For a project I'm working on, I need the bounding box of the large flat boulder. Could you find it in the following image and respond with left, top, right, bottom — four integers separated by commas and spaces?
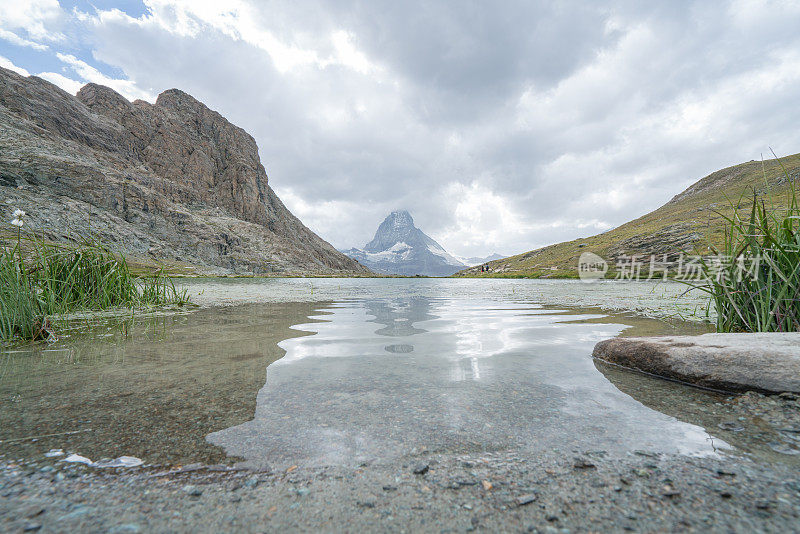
593, 333, 800, 393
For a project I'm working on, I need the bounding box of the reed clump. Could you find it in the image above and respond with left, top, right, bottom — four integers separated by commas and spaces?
1, 217, 188, 341
693, 159, 800, 332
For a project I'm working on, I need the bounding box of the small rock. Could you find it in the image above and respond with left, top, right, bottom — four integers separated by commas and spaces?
357, 500, 376, 508
382, 485, 397, 491
516, 494, 537, 506
573, 457, 595, 469
295, 488, 310, 497
717, 422, 745, 432
755, 500, 774, 511
25, 507, 45, 519
109, 524, 141, 533
481, 480, 493, 491
23, 522, 42, 532
182, 485, 202, 497
546, 515, 559, 522
412, 463, 429, 475
230, 495, 241, 503
244, 475, 259, 488
768, 442, 800, 455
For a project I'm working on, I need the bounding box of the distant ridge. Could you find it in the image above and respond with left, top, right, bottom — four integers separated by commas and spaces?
455, 153, 800, 278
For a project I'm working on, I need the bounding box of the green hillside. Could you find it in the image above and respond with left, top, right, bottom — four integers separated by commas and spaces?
455, 153, 800, 278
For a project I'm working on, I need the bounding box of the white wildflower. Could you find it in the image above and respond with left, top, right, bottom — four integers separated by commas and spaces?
12, 209, 25, 218
11, 218, 23, 227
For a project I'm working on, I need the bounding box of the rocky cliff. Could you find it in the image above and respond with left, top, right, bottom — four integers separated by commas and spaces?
0, 67, 368, 274
342, 210, 465, 276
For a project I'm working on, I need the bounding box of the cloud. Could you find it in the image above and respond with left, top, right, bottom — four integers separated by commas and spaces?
54, 53, 155, 101
35, 71, 83, 94
0, 29, 49, 51
0, 55, 30, 76
3, 0, 800, 258
0, 0, 65, 42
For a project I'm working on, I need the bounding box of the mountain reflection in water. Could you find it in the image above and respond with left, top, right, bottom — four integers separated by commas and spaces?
209, 297, 727, 470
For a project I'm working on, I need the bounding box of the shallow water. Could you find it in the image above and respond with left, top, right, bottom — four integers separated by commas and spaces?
179, 277, 711, 321
1, 278, 789, 470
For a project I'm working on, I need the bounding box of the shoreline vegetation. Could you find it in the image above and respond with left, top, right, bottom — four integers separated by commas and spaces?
690, 161, 799, 333
0, 213, 189, 341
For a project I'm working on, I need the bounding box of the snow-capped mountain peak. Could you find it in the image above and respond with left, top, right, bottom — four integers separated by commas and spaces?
343, 210, 467, 276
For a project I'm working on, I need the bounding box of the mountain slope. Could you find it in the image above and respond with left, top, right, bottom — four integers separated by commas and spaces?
455, 153, 800, 278
343, 210, 466, 276
0, 67, 368, 275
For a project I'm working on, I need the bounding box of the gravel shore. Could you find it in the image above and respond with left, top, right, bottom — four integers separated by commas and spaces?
2, 449, 799, 533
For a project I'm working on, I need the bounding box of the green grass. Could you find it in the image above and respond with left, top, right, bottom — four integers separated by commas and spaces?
689, 162, 800, 332
1, 234, 189, 341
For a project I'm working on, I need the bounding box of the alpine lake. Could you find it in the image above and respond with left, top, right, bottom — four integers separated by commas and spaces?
1, 278, 797, 471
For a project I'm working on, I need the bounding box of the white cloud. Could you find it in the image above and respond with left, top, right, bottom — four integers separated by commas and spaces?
55, 53, 155, 102
0, 29, 49, 50
0, 54, 30, 76
35, 71, 83, 95
0, 0, 64, 41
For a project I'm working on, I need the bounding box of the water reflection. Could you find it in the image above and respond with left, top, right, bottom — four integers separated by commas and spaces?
208, 297, 728, 470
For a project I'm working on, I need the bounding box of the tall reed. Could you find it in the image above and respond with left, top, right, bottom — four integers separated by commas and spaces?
692, 160, 800, 332
1, 233, 188, 341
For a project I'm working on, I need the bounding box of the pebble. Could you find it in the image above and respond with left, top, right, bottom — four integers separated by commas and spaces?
717, 422, 745, 432
412, 463, 429, 475
516, 494, 537, 506
244, 475, 259, 488
182, 485, 202, 497
573, 458, 595, 469
23, 522, 42, 532
109, 524, 141, 533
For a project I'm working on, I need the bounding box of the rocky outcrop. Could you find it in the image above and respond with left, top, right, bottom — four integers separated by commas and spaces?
342, 210, 465, 276
593, 333, 800, 393
0, 67, 368, 274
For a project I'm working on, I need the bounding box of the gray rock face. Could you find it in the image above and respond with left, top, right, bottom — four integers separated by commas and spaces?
593, 333, 800, 393
0, 67, 368, 275
342, 210, 465, 276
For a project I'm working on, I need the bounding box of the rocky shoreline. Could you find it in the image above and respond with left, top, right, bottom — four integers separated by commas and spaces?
2, 448, 800, 533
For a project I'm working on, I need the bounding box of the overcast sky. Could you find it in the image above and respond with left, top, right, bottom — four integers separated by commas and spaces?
2, 0, 800, 257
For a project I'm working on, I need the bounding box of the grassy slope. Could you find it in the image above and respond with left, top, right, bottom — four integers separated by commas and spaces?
455, 153, 800, 278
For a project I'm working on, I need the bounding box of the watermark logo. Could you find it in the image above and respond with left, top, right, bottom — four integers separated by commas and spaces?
577, 251, 762, 282
578, 252, 608, 282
